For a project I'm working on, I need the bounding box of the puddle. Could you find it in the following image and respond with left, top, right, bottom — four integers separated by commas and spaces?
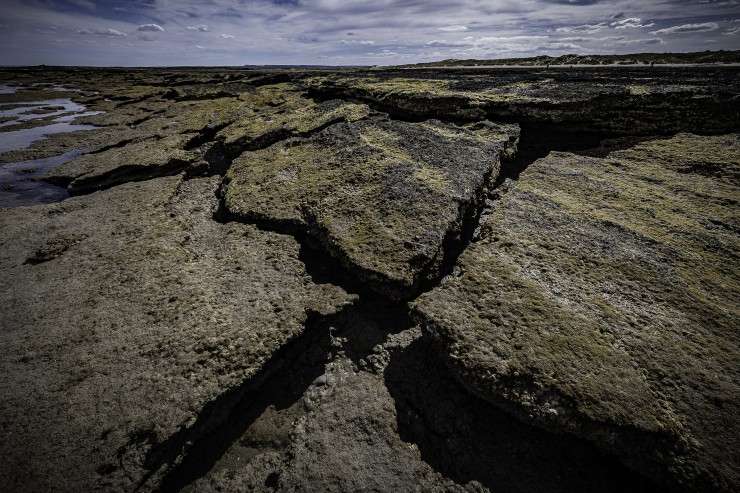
0, 98, 99, 128
0, 83, 105, 207
0, 150, 80, 208
0, 120, 100, 154
0, 97, 103, 153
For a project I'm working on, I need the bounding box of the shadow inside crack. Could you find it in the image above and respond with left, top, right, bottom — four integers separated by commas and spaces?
384, 337, 671, 493
137, 307, 345, 493
495, 122, 670, 187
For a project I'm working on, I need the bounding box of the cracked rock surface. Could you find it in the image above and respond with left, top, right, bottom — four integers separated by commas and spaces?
0, 175, 354, 491
1, 66, 738, 492
413, 133, 740, 492
224, 115, 518, 298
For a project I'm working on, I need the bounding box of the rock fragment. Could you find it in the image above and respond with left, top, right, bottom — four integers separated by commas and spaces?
412, 133, 740, 491
0, 175, 354, 491
224, 115, 519, 298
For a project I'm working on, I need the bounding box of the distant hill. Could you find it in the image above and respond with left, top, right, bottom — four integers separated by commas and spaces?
397, 50, 740, 68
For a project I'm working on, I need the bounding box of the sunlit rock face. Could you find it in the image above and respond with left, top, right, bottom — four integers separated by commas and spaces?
0, 65, 738, 493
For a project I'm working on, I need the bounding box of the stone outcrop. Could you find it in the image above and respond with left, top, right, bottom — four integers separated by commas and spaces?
0, 175, 354, 491
1, 66, 738, 493
311, 68, 739, 135
223, 115, 518, 298
413, 133, 740, 491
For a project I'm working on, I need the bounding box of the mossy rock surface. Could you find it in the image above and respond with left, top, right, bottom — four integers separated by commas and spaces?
313, 69, 738, 134
43, 134, 198, 193
224, 115, 519, 298
0, 175, 354, 491
412, 133, 740, 491
216, 84, 371, 151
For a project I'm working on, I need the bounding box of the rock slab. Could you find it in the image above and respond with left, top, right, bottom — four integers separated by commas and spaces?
413, 133, 740, 491
224, 115, 519, 298
0, 175, 353, 491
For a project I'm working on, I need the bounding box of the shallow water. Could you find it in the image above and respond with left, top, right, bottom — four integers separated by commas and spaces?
0, 98, 102, 152
0, 83, 105, 207
0, 150, 80, 208
0, 120, 99, 153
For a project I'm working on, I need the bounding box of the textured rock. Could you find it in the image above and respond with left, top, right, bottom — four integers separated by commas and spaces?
43, 135, 197, 193
312, 68, 739, 135
0, 175, 354, 491
216, 83, 371, 152
224, 115, 518, 298
412, 133, 740, 491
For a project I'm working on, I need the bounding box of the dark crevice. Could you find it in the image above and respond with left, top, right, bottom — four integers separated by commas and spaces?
493, 122, 679, 190
85, 138, 138, 155
213, 192, 372, 300
130, 111, 164, 127
384, 337, 672, 493
136, 305, 350, 492
66, 159, 192, 196
184, 123, 233, 151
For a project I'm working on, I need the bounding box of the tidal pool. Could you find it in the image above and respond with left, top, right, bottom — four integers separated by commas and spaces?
0, 150, 81, 208
0, 85, 104, 207
0, 98, 101, 152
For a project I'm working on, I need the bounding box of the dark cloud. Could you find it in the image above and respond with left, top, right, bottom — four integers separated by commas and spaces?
0, 0, 737, 66
540, 0, 604, 4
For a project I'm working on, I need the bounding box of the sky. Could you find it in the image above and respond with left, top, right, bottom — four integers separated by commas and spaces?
0, 0, 739, 66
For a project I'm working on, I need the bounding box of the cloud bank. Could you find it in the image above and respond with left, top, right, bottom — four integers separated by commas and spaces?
0, 0, 737, 66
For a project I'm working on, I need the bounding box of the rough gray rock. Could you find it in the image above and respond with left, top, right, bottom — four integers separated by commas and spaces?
0, 175, 354, 491
224, 115, 519, 298
412, 133, 740, 492
43, 135, 198, 193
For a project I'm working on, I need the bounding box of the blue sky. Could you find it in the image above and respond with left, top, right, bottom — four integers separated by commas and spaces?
0, 0, 738, 66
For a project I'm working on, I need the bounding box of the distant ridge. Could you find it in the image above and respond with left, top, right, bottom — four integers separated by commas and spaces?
397, 50, 740, 68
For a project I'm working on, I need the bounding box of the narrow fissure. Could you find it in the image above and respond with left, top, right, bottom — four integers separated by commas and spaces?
147, 306, 343, 493
494, 122, 670, 187
137, 116, 688, 492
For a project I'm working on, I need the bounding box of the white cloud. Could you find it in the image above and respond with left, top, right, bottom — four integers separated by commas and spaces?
724, 27, 740, 35
614, 38, 664, 46
137, 24, 165, 32
556, 23, 605, 34
77, 28, 127, 36
186, 25, 211, 32
540, 42, 582, 50
220, 33, 235, 39
611, 18, 654, 29
438, 25, 468, 32
339, 39, 375, 45
651, 22, 719, 35
195, 45, 205, 49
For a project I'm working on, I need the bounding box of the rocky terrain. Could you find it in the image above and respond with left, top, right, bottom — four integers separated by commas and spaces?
0, 65, 738, 492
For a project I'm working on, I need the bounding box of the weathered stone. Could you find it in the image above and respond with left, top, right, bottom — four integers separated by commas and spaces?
224, 115, 519, 298
43, 134, 198, 193
412, 133, 740, 491
216, 84, 371, 152
0, 175, 354, 491
312, 68, 739, 135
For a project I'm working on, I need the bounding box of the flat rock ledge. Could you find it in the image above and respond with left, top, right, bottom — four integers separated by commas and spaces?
0, 175, 354, 491
224, 115, 519, 299
412, 133, 740, 492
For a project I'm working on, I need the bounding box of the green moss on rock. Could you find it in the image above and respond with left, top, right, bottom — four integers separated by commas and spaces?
224, 115, 519, 298
412, 133, 740, 491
